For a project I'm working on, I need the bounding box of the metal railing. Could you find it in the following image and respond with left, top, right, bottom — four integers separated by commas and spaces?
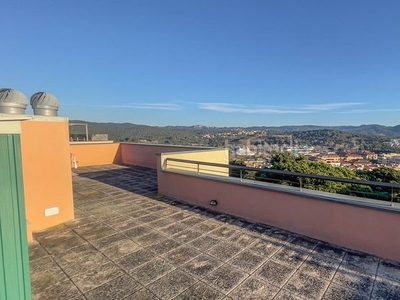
163, 158, 400, 206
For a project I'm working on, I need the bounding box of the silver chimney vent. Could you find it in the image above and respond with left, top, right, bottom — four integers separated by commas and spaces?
0, 88, 28, 114
30, 92, 59, 116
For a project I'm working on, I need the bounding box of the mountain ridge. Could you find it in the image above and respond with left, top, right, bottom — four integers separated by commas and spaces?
70, 120, 400, 138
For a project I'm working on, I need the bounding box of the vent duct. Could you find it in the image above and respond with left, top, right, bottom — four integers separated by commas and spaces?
30, 92, 59, 116
0, 88, 28, 114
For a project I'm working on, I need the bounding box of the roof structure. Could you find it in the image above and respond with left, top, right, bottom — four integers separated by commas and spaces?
30, 164, 400, 299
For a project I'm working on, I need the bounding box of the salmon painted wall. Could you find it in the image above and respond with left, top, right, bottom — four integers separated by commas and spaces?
20, 120, 74, 233
161, 149, 229, 176
120, 143, 213, 169
158, 168, 400, 262
70, 143, 121, 167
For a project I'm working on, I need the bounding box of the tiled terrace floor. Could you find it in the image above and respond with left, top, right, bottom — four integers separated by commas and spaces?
30, 165, 400, 300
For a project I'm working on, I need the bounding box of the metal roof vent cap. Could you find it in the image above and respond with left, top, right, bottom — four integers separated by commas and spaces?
0, 88, 28, 114
30, 92, 59, 116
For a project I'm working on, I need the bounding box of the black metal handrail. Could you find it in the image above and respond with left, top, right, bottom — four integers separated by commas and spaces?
164, 157, 400, 206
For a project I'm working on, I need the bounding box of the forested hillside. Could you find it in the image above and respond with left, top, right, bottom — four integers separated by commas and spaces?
70, 120, 400, 152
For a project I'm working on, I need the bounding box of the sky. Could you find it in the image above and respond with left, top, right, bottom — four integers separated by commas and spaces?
1, 0, 399, 127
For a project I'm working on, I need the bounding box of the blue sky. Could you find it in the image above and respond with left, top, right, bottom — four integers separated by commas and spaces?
1, 0, 399, 127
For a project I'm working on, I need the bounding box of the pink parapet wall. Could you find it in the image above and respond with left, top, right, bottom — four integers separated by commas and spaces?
158, 167, 400, 263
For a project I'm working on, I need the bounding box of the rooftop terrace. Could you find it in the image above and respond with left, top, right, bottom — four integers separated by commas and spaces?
30, 165, 400, 300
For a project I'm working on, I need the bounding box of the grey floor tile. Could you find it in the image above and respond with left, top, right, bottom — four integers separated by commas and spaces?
85, 274, 142, 300
283, 271, 330, 299
209, 225, 239, 239
272, 246, 310, 268
168, 211, 192, 221
30, 267, 69, 294
371, 276, 400, 300
29, 245, 49, 262
173, 229, 203, 243
160, 222, 189, 235
41, 234, 88, 255
147, 269, 196, 299
91, 233, 134, 250
255, 260, 296, 287
342, 250, 379, 275
377, 259, 400, 283
248, 238, 282, 257
128, 209, 151, 219
208, 241, 243, 262
180, 216, 206, 226
129, 258, 175, 285
32, 279, 83, 300
313, 242, 346, 261
287, 235, 319, 252
146, 238, 182, 255
180, 254, 223, 278
175, 281, 224, 300
58, 252, 111, 277
123, 288, 160, 300
203, 265, 248, 294
133, 231, 167, 247
299, 253, 340, 280
273, 290, 304, 300
228, 276, 279, 300
107, 217, 140, 232
333, 265, 375, 295
228, 233, 259, 249
189, 235, 221, 251
228, 250, 266, 273
70, 262, 124, 293
121, 225, 154, 239
163, 245, 200, 266
101, 238, 141, 259
323, 282, 370, 300
116, 248, 154, 272
192, 220, 221, 233
137, 213, 163, 223
148, 217, 175, 229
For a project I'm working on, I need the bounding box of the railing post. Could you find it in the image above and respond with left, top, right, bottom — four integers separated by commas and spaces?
299, 177, 303, 192
197, 163, 200, 175
240, 169, 243, 182
391, 187, 394, 207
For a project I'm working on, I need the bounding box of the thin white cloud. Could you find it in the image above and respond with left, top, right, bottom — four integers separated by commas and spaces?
198, 103, 308, 114
197, 102, 365, 114
65, 103, 184, 111
303, 102, 366, 111
339, 108, 400, 114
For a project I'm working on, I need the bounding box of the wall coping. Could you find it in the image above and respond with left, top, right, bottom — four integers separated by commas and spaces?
70, 141, 115, 145
156, 148, 228, 157
121, 142, 216, 149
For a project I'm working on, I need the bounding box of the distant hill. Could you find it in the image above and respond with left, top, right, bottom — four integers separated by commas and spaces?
69, 120, 205, 145
166, 124, 400, 137
70, 120, 400, 143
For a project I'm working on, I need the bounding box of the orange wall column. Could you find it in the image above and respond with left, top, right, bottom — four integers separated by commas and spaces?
20, 120, 74, 232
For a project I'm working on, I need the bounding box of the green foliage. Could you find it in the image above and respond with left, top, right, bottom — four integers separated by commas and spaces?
229, 159, 256, 180
257, 153, 400, 202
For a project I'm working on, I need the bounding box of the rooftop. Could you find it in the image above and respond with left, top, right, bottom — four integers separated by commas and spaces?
29, 164, 400, 299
